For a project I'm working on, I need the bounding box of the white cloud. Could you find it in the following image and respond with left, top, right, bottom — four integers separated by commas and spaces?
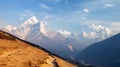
104, 3, 114, 8
83, 8, 89, 13
40, 3, 51, 10
77, 0, 116, 12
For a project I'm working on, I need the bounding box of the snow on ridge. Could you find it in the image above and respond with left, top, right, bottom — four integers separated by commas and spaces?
57, 30, 71, 38
4, 25, 17, 31
3, 16, 114, 46
83, 24, 113, 39
40, 22, 46, 35
20, 16, 38, 27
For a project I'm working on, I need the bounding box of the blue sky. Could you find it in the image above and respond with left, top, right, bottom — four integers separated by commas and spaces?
0, 0, 120, 33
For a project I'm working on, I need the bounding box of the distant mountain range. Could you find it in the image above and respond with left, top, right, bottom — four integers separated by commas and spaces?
2, 16, 113, 59
76, 33, 120, 67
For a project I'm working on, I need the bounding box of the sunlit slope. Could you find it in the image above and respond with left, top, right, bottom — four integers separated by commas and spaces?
0, 30, 78, 67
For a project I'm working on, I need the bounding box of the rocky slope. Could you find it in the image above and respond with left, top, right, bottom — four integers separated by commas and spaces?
0, 30, 79, 67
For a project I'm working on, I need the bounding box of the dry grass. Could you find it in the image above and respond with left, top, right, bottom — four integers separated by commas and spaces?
0, 31, 78, 67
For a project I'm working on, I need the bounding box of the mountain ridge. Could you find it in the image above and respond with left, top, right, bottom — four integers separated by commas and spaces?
2, 16, 113, 59
76, 33, 120, 67
0, 30, 80, 67
0, 30, 75, 63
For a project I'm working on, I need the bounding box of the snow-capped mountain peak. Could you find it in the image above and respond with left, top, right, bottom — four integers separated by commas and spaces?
2, 16, 115, 60
40, 22, 46, 35
57, 30, 71, 38
20, 16, 38, 27
82, 24, 113, 39
89, 24, 105, 31
82, 31, 97, 39
4, 25, 17, 32
25, 16, 38, 24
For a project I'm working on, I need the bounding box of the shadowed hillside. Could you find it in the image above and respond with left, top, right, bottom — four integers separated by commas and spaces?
76, 33, 120, 67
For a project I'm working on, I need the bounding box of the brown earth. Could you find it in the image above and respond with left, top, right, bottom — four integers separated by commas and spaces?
0, 30, 79, 67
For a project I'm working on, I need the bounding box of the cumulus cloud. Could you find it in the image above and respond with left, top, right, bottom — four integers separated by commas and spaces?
40, 3, 51, 10
83, 8, 89, 13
